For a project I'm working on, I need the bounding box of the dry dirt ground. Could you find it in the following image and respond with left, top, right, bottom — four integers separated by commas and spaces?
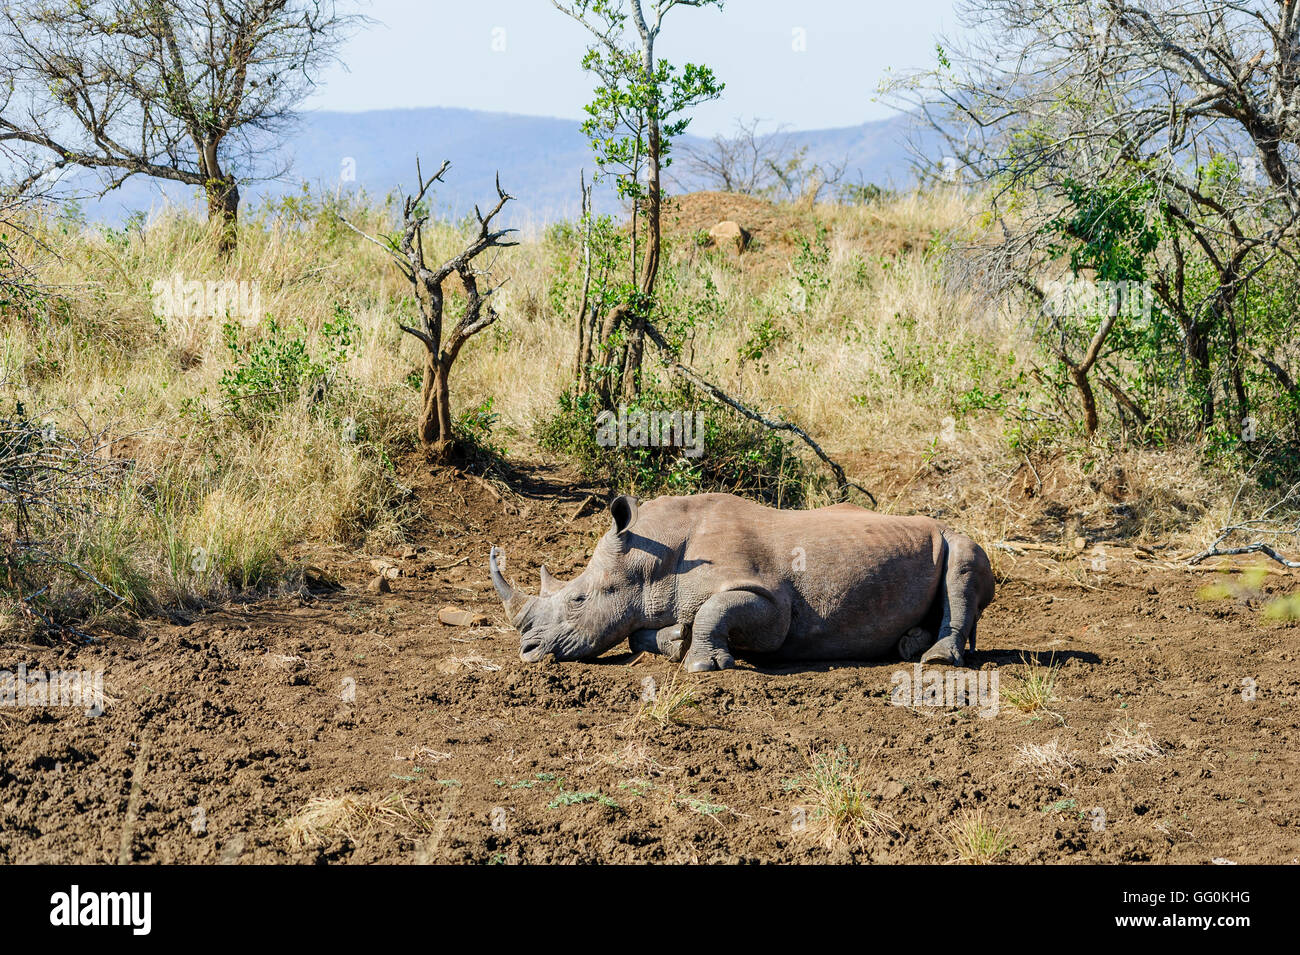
2, 459, 1298, 864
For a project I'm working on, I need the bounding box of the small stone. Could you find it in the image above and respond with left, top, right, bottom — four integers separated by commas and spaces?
707, 220, 750, 253
368, 575, 390, 594
438, 606, 489, 627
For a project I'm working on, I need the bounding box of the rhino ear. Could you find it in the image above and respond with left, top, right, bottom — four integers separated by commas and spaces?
539, 564, 562, 596
609, 495, 639, 538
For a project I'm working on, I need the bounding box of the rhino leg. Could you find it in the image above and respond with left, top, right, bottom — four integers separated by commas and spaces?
629, 624, 689, 662
683, 590, 784, 672
921, 533, 995, 668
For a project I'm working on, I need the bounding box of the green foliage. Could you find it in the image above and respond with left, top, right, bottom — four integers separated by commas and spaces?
792, 227, 832, 304
254, 183, 369, 246
1037, 171, 1300, 479
571, 1, 725, 202
537, 384, 818, 506
1, 234, 46, 315
453, 396, 508, 464
548, 789, 619, 810
1046, 178, 1161, 281
218, 304, 357, 423
839, 181, 888, 205
739, 316, 787, 369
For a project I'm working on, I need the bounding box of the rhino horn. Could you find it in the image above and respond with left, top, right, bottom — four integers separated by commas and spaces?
539, 564, 563, 596
490, 547, 533, 624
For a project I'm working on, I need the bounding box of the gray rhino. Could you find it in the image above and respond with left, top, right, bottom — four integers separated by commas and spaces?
490, 493, 994, 672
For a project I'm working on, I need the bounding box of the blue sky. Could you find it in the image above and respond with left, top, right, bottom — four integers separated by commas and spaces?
306, 0, 964, 135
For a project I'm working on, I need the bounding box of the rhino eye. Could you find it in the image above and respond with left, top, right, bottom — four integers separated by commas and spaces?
567, 593, 586, 607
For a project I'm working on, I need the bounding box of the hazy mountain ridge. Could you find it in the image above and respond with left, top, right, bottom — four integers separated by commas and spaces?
66, 107, 929, 228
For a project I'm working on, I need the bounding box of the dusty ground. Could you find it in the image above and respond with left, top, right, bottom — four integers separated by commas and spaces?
2, 459, 1298, 864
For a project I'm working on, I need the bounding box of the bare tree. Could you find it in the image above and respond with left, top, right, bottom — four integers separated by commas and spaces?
678, 117, 848, 202
340, 160, 517, 463
766, 148, 846, 205
680, 117, 790, 194
0, 0, 359, 252
891, 0, 1300, 440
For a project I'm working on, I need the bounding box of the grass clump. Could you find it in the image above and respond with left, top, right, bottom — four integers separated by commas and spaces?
636, 675, 700, 727
794, 748, 898, 849
1001, 654, 1061, 716
946, 808, 1012, 864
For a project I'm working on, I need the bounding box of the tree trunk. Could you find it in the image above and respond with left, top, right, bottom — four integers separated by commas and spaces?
418, 351, 455, 461
1185, 326, 1214, 431
1070, 366, 1099, 435
578, 304, 598, 394
621, 31, 664, 401
1223, 300, 1249, 427
574, 174, 594, 390
621, 305, 647, 401
205, 176, 240, 255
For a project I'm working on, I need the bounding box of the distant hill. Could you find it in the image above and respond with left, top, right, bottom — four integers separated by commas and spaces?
64, 107, 933, 229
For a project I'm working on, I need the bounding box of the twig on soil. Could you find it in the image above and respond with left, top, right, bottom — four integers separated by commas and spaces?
1188, 481, 1300, 568
116, 741, 151, 865
431, 555, 470, 570
566, 494, 595, 522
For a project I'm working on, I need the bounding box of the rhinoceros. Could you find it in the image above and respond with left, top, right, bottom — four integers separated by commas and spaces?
490, 493, 994, 672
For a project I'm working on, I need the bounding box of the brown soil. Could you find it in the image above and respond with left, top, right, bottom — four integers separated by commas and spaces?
2, 460, 1298, 864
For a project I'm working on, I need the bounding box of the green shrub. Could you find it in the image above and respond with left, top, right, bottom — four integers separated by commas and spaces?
538, 384, 820, 506
218, 304, 356, 423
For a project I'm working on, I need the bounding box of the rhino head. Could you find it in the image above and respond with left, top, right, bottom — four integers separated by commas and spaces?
491, 496, 655, 662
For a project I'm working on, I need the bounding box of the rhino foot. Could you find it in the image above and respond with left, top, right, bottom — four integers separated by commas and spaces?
898, 627, 935, 662
659, 624, 689, 662
920, 635, 965, 668
629, 624, 690, 662
683, 644, 735, 672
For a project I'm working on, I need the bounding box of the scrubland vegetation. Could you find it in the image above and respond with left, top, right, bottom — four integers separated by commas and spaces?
2, 181, 1286, 637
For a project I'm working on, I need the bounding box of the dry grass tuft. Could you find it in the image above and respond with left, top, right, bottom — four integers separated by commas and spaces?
1014, 739, 1078, 776
636, 675, 700, 727
1100, 722, 1164, 765
437, 653, 501, 674
284, 791, 438, 849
